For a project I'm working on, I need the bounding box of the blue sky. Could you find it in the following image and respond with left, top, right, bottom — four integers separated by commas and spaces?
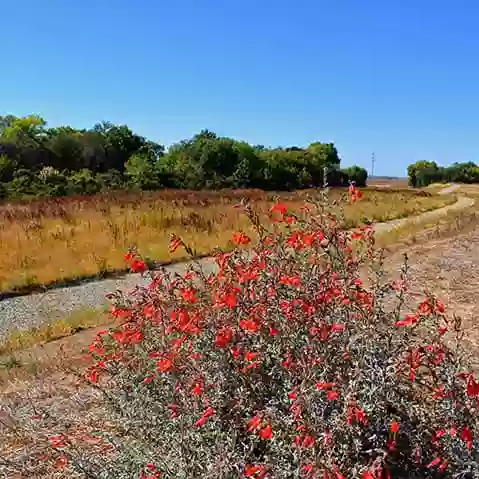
1, 0, 479, 176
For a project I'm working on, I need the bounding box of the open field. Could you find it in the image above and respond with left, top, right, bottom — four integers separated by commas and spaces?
367, 176, 410, 188
0, 187, 453, 293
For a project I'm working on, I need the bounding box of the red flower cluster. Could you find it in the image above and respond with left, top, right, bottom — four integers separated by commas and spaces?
65, 192, 479, 478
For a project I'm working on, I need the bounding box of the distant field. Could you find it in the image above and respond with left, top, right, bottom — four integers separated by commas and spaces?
0, 187, 453, 292
368, 177, 410, 188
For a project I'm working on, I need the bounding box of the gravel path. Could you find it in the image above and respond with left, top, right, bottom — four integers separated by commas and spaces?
0, 188, 472, 339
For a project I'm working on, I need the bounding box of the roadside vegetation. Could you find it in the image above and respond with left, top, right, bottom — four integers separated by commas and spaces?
1, 185, 478, 478
408, 160, 479, 186
0, 187, 453, 293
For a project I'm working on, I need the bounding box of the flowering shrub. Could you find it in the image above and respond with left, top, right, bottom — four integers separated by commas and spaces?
46, 186, 479, 477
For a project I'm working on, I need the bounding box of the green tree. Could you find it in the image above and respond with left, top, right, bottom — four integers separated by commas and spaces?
124, 154, 162, 190
407, 161, 440, 187
342, 165, 368, 187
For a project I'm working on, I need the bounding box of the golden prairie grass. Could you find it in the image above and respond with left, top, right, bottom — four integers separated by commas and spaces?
0, 188, 453, 292
377, 185, 479, 249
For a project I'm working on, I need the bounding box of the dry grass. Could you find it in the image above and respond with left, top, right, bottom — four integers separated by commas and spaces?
0, 308, 108, 358
0, 188, 452, 292
377, 185, 479, 250
367, 177, 410, 188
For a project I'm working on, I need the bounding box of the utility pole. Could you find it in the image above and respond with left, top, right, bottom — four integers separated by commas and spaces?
371, 152, 376, 178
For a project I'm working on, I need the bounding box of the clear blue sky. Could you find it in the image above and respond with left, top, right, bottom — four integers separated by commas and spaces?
1, 0, 478, 176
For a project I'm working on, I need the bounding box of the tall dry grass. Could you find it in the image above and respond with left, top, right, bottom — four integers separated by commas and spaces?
0, 188, 453, 292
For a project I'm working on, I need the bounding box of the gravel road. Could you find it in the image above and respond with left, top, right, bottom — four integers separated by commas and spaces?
0, 187, 471, 339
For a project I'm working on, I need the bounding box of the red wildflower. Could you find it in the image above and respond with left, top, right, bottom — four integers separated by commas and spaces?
270, 201, 287, 216
48, 434, 67, 448
258, 424, 273, 440
301, 464, 313, 475
460, 426, 473, 450
86, 368, 99, 383
123, 251, 135, 261
244, 464, 266, 478
244, 351, 259, 361
435, 299, 445, 313
167, 404, 179, 418
326, 390, 339, 401
232, 232, 251, 245
389, 421, 399, 434
130, 259, 147, 273
279, 275, 301, 287
247, 415, 262, 432
240, 318, 260, 332
418, 299, 433, 315
464, 374, 479, 397
294, 434, 315, 448
156, 358, 173, 373
169, 235, 182, 252
142, 304, 156, 318
395, 313, 419, 327
194, 407, 214, 427
191, 383, 202, 396
330, 323, 345, 333
215, 328, 233, 348
426, 457, 442, 469
215, 286, 241, 309
269, 326, 279, 336
347, 405, 368, 425
180, 287, 197, 303
316, 382, 337, 390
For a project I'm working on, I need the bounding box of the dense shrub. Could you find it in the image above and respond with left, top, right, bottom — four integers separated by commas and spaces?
408, 160, 479, 187
0, 115, 368, 199
23, 185, 479, 478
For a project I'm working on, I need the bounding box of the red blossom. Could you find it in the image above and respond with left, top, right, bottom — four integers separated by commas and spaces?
395, 313, 419, 327
244, 351, 258, 361
258, 424, 273, 440
180, 287, 197, 303
460, 426, 473, 449
191, 383, 202, 396
169, 235, 182, 252
244, 464, 266, 478
270, 202, 287, 216
389, 420, 399, 434
215, 328, 233, 348
326, 390, 339, 401
86, 368, 99, 383
232, 232, 251, 245
130, 258, 147, 273
247, 415, 262, 432
194, 407, 214, 427
156, 358, 173, 373
240, 317, 260, 332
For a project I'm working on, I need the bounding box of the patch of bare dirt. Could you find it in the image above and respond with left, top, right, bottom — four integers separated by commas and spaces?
386, 226, 479, 365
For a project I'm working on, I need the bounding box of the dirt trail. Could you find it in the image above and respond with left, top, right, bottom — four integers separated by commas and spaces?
385, 225, 479, 366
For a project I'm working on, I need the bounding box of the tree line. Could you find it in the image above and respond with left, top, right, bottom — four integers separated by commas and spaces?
408, 160, 479, 187
0, 114, 368, 199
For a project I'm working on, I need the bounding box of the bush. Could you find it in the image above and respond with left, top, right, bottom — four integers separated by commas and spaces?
28, 186, 479, 477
